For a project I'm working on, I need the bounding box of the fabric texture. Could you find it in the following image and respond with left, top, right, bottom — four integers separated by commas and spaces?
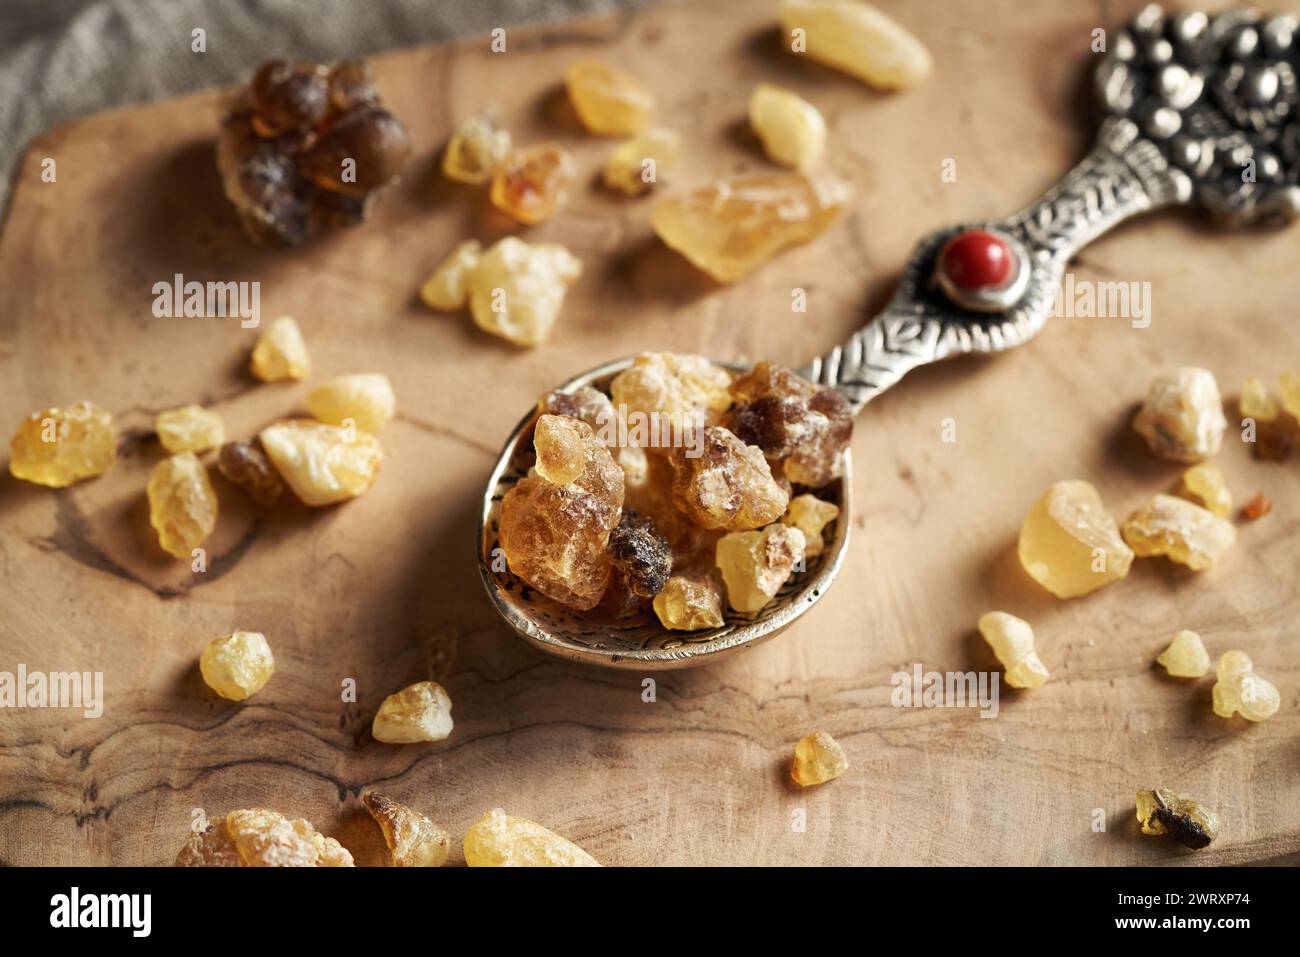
0, 0, 646, 211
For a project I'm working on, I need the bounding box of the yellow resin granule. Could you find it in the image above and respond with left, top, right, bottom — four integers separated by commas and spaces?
978, 611, 1049, 689
778, 0, 932, 91
791, 730, 849, 786
1155, 629, 1210, 678
716, 524, 806, 613
651, 171, 851, 282
371, 681, 454, 743
1122, 494, 1235, 571
533, 414, 588, 485
1016, 480, 1134, 598
250, 316, 310, 382
155, 405, 224, 454
603, 128, 682, 196
420, 239, 481, 311
652, 574, 725, 630
442, 114, 511, 185
1180, 464, 1231, 517
8, 401, 116, 487
1211, 650, 1280, 722
781, 493, 839, 557
306, 373, 395, 434
490, 143, 576, 225
467, 237, 582, 346
176, 809, 354, 867
200, 631, 275, 701
258, 419, 382, 506
1132, 366, 1227, 462
147, 452, 218, 558
565, 58, 654, 135
362, 791, 450, 867
1239, 375, 1278, 422
749, 83, 827, 170
463, 808, 599, 867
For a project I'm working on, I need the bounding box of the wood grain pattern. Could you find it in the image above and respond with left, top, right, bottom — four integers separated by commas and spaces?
1, 0, 1297, 867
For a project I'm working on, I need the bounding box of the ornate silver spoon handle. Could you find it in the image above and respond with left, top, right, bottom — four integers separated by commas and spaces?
801, 4, 1300, 412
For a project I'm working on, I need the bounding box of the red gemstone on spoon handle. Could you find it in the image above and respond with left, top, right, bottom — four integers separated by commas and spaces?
940, 230, 1017, 291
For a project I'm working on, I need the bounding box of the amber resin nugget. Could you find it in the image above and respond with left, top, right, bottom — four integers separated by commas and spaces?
779, 0, 932, 91
155, 405, 224, 454
466, 237, 582, 346
463, 808, 599, 867
362, 791, 450, 867
609, 352, 733, 449
147, 452, 218, 558
716, 524, 806, 613
978, 611, 1049, 689
565, 59, 654, 135
652, 573, 725, 630
442, 114, 511, 185
499, 416, 625, 609
791, 730, 849, 787
1155, 630, 1210, 679
307, 373, 395, 433
250, 316, 310, 382
1211, 651, 1279, 722
652, 171, 851, 282
749, 83, 827, 170
490, 143, 576, 225
603, 128, 682, 196
372, 681, 454, 743
1180, 464, 1231, 517
259, 419, 382, 506
9, 401, 116, 487
217, 438, 285, 506
1122, 494, 1235, 571
1017, 480, 1133, 598
176, 808, 354, 867
782, 494, 839, 557
1132, 367, 1227, 463
200, 631, 275, 701
668, 427, 789, 531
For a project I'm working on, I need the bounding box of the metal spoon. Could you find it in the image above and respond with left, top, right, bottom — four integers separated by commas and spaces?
478, 4, 1300, 669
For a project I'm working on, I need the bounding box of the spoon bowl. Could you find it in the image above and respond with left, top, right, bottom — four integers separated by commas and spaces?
477, 355, 852, 669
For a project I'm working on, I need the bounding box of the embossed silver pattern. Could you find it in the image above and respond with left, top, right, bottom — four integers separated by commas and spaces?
803, 4, 1300, 412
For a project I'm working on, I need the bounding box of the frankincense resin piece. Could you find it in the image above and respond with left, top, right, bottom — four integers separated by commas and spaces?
176, 809, 354, 867
463, 808, 599, 867
250, 316, 311, 382
1180, 463, 1231, 517
8, 401, 116, 487
716, 524, 806, 613
200, 631, 275, 701
1122, 494, 1235, 571
791, 730, 849, 787
652, 573, 725, 630
779, 0, 932, 90
1136, 789, 1220, 849
1280, 371, 1300, 419
1211, 651, 1279, 722
977, 611, 1049, 689
467, 237, 582, 346
258, 419, 382, 506
603, 128, 682, 196
533, 414, 589, 485
362, 791, 450, 867
610, 352, 733, 449
669, 427, 790, 531
225, 808, 354, 867
538, 386, 616, 437
1241, 492, 1272, 521
499, 416, 624, 609
372, 681, 454, 743
1239, 375, 1278, 422
1132, 367, 1227, 463
727, 361, 852, 487
217, 438, 285, 506
156, 405, 224, 454
420, 239, 481, 311
565, 58, 654, 136
651, 171, 851, 282
1017, 480, 1133, 597
782, 494, 839, 557
749, 83, 827, 170
442, 114, 511, 185
307, 373, 395, 433
148, 452, 218, 559
490, 143, 576, 225
1155, 629, 1210, 679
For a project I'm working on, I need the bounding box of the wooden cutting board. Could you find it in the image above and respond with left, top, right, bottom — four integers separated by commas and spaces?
1, 0, 1297, 867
